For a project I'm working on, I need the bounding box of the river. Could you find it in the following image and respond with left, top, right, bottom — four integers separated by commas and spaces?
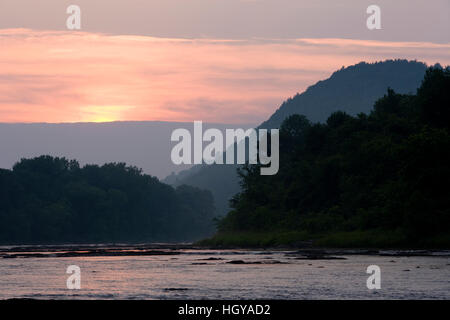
0, 245, 448, 299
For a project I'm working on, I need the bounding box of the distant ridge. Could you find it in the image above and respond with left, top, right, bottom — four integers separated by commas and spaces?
261, 60, 427, 128
0, 121, 254, 180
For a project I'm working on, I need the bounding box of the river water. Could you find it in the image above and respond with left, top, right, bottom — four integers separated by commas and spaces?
0, 246, 449, 300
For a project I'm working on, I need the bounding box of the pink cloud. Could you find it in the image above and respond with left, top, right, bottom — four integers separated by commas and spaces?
0, 29, 449, 124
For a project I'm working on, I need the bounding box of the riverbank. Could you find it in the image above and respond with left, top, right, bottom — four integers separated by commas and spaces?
196, 230, 450, 249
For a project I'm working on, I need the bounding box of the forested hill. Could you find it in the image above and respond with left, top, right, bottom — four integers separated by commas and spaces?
0, 157, 215, 244
166, 60, 429, 217
202, 66, 450, 248
261, 60, 427, 128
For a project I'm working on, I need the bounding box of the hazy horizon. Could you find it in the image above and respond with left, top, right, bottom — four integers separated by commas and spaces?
0, 121, 255, 179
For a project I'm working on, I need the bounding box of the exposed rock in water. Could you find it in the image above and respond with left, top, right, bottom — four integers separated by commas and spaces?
227, 260, 250, 264
226, 260, 286, 265
293, 255, 347, 260
164, 288, 190, 291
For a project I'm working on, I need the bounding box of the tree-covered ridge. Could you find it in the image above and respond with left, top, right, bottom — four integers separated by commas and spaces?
0, 158, 215, 244
261, 59, 427, 128
210, 67, 450, 248
168, 60, 429, 218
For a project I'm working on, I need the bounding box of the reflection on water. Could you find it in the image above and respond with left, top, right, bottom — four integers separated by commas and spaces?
0, 247, 449, 299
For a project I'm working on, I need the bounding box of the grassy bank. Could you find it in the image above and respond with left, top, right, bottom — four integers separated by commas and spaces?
197, 230, 450, 249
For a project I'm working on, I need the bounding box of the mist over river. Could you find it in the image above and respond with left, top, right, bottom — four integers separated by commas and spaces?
0, 245, 449, 300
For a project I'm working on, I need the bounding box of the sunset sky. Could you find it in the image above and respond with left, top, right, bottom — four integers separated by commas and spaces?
0, 0, 449, 124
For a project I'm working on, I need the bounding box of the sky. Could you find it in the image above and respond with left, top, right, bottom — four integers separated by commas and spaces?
0, 0, 449, 124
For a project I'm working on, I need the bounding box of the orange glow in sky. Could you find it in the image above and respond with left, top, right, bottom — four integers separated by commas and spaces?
1, 29, 449, 124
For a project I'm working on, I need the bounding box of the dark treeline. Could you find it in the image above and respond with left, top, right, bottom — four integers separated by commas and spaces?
210, 67, 450, 247
0, 158, 215, 244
